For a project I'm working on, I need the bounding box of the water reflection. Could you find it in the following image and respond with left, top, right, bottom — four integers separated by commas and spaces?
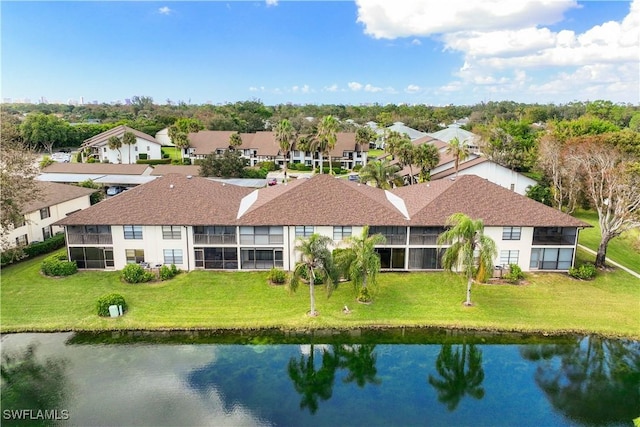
288, 345, 339, 414
335, 344, 381, 388
428, 343, 485, 411
521, 337, 640, 426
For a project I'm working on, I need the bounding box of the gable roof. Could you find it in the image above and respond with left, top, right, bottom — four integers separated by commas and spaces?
150, 164, 201, 176
427, 125, 478, 145
42, 163, 152, 175
392, 175, 588, 227
55, 174, 253, 226
386, 122, 427, 140
187, 131, 241, 156
23, 181, 97, 213
81, 125, 159, 148
237, 174, 408, 226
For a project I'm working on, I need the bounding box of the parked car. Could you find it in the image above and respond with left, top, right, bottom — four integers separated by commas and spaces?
106, 186, 126, 196
267, 178, 277, 186
348, 174, 360, 182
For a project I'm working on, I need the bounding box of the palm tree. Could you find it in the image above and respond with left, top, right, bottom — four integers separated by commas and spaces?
358, 159, 400, 189
287, 345, 338, 414
107, 135, 122, 163
316, 115, 339, 175
428, 343, 485, 411
437, 213, 497, 306
288, 233, 338, 317
172, 131, 190, 162
395, 140, 416, 185
384, 130, 406, 159
335, 344, 381, 388
355, 126, 377, 150
229, 132, 242, 150
446, 137, 470, 179
335, 225, 385, 302
122, 131, 137, 164
274, 119, 296, 183
414, 143, 440, 182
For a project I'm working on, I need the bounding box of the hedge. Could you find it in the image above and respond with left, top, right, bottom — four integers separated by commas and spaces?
136, 159, 172, 165
1, 233, 66, 267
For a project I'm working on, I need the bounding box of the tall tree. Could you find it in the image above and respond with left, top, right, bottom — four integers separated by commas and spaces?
355, 126, 377, 150
335, 226, 385, 303
316, 115, 339, 174
437, 213, 497, 306
20, 113, 69, 154
358, 159, 400, 189
414, 143, 440, 182
384, 130, 407, 159
536, 133, 581, 214
172, 131, 190, 162
228, 132, 243, 150
274, 119, 297, 183
107, 135, 122, 163
396, 140, 417, 185
564, 135, 640, 268
428, 343, 485, 411
122, 131, 137, 164
446, 137, 471, 179
288, 233, 338, 317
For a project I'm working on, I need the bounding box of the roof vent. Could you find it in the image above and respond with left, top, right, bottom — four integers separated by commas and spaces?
169, 184, 174, 189
186, 175, 193, 179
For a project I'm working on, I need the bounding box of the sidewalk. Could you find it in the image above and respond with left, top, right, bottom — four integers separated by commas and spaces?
578, 244, 640, 279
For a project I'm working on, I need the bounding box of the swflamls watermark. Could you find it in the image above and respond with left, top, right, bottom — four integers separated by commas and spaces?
2, 409, 70, 421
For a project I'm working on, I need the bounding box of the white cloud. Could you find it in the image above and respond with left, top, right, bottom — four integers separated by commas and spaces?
405, 84, 421, 94
348, 81, 363, 91
364, 84, 383, 93
158, 6, 172, 15
355, 0, 577, 39
265, 0, 278, 6
292, 85, 311, 94
324, 84, 339, 92
411, 38, 421, 46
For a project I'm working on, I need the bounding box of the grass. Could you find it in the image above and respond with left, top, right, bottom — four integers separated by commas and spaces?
161, 147, 182, 161
574, 209, 640, 273
2, 249, 639, 339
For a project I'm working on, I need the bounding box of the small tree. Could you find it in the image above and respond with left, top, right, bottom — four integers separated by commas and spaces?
316, 115, 339, 174
122, 131, 137, 164
107, 135, 122, 163
229, 132, 243, 150
414, 143, 440, 182
274, 119, 297, 183
446, 137, 471, 179
288, 234, 338, 317
438, 213, 497, 306
358, 159, 400, 189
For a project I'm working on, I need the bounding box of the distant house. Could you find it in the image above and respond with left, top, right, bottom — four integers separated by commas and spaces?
427, 124, 480, 153
81, 125, 162, 164
5, 181, 96, 248
154, 127, 173, 146
55, 174, 588, 273
38, 163, 156, 189
186, 130, 368, 170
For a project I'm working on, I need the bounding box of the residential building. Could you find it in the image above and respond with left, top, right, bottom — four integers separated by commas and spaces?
5, 181, 96, 248
81, 125, 163, 164
55, 174, 588, 273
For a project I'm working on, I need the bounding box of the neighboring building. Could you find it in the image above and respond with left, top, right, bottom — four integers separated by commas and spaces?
185, 131, 368, 170
154, 127, 173, 146
81, 125, 163, 164
55, 174, 588, 273
38, 163, 156, 189
5, 181, 96, 247
427, 124, 480, 153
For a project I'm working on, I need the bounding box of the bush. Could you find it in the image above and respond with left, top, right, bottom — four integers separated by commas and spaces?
24, 233, 66, 258
136, 159, 171, 165
121, 263, 154, 283
504, 264, 525, 283
41, 253, 77, 277
159, 264, 180, 281
258, 161, 279, 171
97, 293, 128, 317
352, 164, 363, 171
242, 168, 268, 179
87, 157, 97, 163
568, 263, 597, 280
268, 267, 287, 284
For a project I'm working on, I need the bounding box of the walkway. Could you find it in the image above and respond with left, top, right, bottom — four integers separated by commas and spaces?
578, 244, 640, 279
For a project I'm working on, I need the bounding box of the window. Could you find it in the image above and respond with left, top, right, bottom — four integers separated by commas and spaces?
409, 227, 445, 245
499, 250, 519, 266
369, 226, 406, 245
40, 207, 50, 220
70, 247, 113, 269
502, 227, 522, 241
15, 234, 28, 246
67, 225, 112, 244
333, 226, 352, 241
103, 147, 107, 152
376, 248, 405, 269
295, 226, 314, 238
239, 226, 283, 245
530, 248, 574, 270
241, 248, 283, 269
510, 183, 515, 191
163, 249, 183, 265
162, 226, 181, 240
408, 248, 443, 269
123, 225, 143, 239
147, 145, 151, 151
193, 226, 236, 244
533, 227, 577, 245
125, 249, 145, 264
195, 247, 237, 269
42, 226, 52, 240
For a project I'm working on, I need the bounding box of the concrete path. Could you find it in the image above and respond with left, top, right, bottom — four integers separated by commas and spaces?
578, 244, 640, 279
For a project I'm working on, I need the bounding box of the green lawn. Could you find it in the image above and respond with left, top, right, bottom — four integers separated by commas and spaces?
161, 147, 182, 161
574, 209, 640, 272
2, 249, 638, 338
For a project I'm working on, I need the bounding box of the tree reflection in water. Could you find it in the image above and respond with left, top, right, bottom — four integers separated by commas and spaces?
1, 344, 69, 413
521, 336, 640, 426
335, 344, 381, 388
428, 343, 485, 411
287, 345, 339, 414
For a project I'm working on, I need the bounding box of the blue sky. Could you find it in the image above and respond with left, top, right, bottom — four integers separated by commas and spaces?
1, 0, 638, 106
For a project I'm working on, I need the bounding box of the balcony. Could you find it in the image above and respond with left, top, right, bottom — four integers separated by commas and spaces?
193, 234, 237, 245
67, 233, 113, 245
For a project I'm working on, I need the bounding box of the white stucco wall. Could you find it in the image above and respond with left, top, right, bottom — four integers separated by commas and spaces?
102, 137, 163, 164
456, 163, 537, 195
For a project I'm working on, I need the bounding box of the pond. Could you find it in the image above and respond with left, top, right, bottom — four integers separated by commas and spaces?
1, 329, 638, 426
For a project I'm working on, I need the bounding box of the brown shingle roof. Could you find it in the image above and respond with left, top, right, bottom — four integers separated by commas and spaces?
187, 131, 238, 156
23, 182, 97, 213
42, 163, 151, 175
392, 175, 589, 227
55, 174, 253, 226
150, 165, 201, 176
81, 125, 158, 148
238, 174, 408, 226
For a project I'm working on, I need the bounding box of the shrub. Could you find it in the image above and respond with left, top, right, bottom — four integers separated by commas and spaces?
504, 264, 525, 284
41, 253, 77, 277
87, 157, 97, 163
97, 293, 128, 317
23, 234, 66, 258
136, 159, 171, 165
159, 264, 180, 281
568, 263, 597, 280
268, 267, 287, 284
258, 161, 279, 171
121, 263, 154, 283
352, 164, 363, 171
76, 152, 83, 163
242, 168, 268, 179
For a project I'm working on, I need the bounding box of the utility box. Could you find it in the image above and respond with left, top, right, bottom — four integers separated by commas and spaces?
108, 305, 120, 317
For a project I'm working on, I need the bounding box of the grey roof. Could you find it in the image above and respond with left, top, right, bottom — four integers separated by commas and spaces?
427, 124, 478, 145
